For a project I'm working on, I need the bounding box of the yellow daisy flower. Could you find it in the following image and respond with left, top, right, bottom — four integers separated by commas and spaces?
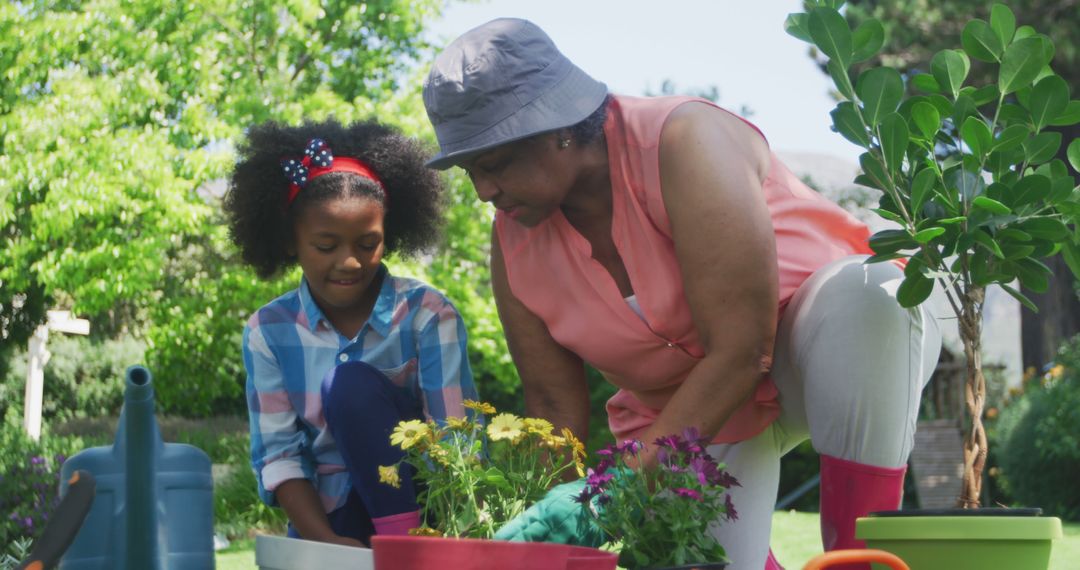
428, 444, 451, 466
463, 400, 497, 415
561, 427, 587, 463
446, 416, 472, 430
409, 526, 443, 537
487, 413, 525, 442
390, 419, 431, 450
378, 465, 401, 489
523, 418, 554, 436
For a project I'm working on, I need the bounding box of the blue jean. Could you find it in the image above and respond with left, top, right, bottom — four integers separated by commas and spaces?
286, 360, 423, 542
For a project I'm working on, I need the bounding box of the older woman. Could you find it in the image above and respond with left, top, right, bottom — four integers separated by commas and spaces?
422, 18, 941, 570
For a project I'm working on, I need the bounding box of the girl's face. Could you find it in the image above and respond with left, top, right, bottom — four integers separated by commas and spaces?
291, 195, 385, 333
459, 133, 577, 227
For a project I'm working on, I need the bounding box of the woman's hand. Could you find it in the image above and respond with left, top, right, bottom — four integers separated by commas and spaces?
325, 534, 368, 548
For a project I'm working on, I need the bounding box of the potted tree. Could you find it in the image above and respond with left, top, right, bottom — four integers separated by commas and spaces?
786, 1, 1073, 567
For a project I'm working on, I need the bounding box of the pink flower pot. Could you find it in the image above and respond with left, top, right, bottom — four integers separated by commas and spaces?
371, 536, 618, 570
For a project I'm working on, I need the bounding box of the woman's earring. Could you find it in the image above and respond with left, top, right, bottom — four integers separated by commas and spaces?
558, 137, 571, 149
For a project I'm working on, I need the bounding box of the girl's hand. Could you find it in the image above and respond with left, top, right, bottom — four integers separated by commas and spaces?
325, 534, 368, 548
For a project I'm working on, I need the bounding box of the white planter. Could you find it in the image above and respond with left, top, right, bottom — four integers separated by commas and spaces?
255, 534, 375, 570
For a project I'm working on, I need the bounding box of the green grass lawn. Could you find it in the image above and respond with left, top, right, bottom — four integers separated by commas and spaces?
216, 512, 1080, 569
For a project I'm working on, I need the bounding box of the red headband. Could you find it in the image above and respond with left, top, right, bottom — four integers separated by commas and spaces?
281, 138, 384, 205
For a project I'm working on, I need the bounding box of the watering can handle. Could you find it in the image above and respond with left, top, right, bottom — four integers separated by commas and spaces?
17, 470, 96, 570
802, 549, 910, 570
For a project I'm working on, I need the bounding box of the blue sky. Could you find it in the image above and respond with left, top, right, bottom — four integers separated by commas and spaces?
426, 0, 863, 164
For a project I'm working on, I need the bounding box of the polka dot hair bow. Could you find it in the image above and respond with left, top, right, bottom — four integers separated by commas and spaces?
281, 139, 333, 203
280, 138, 383, 205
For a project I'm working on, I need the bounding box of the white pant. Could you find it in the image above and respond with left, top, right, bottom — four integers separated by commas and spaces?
706, 255, 942, 569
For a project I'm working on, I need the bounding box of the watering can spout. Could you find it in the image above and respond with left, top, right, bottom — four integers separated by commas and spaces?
121, 365, 162, 569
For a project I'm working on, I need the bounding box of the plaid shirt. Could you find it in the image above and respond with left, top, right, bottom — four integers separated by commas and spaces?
243, 265, 476, 511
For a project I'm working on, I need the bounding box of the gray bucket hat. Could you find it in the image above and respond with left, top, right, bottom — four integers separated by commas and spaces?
422, 18, 608, 170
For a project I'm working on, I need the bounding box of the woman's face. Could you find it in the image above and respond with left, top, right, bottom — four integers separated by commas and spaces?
291, 195, 385, 330
458, 133, 575, 227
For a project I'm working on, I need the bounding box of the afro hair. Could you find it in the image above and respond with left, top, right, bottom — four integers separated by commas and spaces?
224, 119, 445, 278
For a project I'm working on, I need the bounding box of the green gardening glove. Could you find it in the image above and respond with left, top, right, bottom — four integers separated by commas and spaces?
493, 478, 608, 547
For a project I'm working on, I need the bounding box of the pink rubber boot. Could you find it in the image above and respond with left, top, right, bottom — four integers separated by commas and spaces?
372, 510, 421, 536
819, 454, 906, 570
765, 547, 785, 569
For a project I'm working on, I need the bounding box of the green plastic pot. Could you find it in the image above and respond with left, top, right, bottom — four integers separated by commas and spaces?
855, 509, 1062, 570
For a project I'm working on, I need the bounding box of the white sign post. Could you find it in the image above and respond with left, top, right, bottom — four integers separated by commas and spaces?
23, 310, 90, 441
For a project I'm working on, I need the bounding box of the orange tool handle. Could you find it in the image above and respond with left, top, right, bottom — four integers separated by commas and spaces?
803, 549, 910, 570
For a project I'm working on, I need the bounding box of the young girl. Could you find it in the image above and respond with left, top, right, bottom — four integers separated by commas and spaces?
224, 119, 477, 547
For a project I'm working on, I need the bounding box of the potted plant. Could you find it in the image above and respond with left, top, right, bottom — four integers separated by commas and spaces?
786, 1, 1073, 567
372, 401, 618, 570
574, 428, 738, 570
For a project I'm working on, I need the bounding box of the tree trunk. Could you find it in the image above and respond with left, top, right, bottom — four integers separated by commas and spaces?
958, 286, 986, 509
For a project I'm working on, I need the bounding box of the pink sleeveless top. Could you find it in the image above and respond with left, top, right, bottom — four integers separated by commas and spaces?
495, 95, 872, 444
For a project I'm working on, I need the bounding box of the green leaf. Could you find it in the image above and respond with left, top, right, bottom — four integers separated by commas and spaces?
831, 102, 870, 147
913, 227, 946, 243
999, 37, 1051, 95
860, 152, 892, 191
1048, 101, 1080, 127
897, 273, 935, 307
990, 124, 1030, 153
808, 8, 853, 68
851, 19, 885, 63
910, 102, 941, 140
970, 85, 1001, 107
972, 229, 1006, 258
869, 229, 917, 255
784, 13, 812, 43
962, 19, 1004, 62
879, 113, 909, 174
997, 228, 1033, 241
911, 74, 941, 94
866, 252, 907, 265
827, 59, 855, 100
1048, 175, 1075, 203
857, 67, 904, 127
1000, 243, 1036, 259
960, 116, 992, 158
949, 168, 983, 201
1014, 25, 1037, 41
1061, 240, 1080, 284
1012, 258, 1052, 292
1011, 174, 1052, 207
931, 49, 970, 99
927, 94, 954, 117
1023, 131, 1062, 165
1019, 216, 1069, 240
973, 196, 1011, 214
1029, 75, 1070, 132
1069, 139, 1080, 172
910, 167, 939, 214
1000, 283, 1038, 312
990, 3, 1017, 47
871, 208, 905, 224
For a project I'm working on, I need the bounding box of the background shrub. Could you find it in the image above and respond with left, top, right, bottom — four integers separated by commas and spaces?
0, 415, 102, 546
0, 335, 145, 422
994, 336, 1080, 521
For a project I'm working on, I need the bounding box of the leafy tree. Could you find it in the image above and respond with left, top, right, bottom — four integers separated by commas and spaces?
788, 0, 1080, 507
836, 0, 1080, 372
0, 0, 465, 415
